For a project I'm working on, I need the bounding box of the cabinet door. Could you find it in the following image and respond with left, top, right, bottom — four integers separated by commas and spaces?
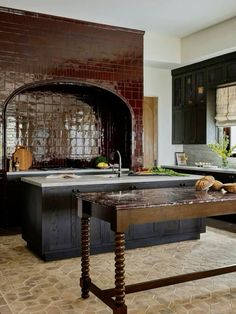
183, 107, 196, 144
172, 109, 183, 144
195, 105, 207, 144
131, 223, 155, 239
4, 177, 22, 227
172, 76, 184, 144
226, 60, 236, 83
195, 69, 206, 106
173, 76, 183, 108
207, 64, 226, 87
45, 189, 81, 251
184, 73, 195, 106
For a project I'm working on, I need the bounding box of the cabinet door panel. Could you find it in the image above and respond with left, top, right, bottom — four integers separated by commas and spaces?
172, 109, 183, 144
207, 65, 226, 87
183, 108, 196, 144
43, 189, 79, 251
180, 219, 201, 232
196, 106, 207, 144
195, 70, 206, 106
226, 60, 236, 83
173, 76, 183, 108
131, 223, 155, 239
184, 73, 195, 106
155, 220, 180, 235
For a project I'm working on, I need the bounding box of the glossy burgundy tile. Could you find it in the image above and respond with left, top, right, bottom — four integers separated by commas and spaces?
0, 7, 144, 170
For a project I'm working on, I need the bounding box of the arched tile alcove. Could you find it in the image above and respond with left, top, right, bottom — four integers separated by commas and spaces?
3, 81, 133, 170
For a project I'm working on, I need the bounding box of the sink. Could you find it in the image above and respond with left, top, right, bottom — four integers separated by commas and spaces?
106, 192, 137, 200
96, 174, 120, 178
46, 174, 81, 179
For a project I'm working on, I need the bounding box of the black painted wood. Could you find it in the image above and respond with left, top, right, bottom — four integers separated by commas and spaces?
172, 51, 236, 145
21, 179, 205, 261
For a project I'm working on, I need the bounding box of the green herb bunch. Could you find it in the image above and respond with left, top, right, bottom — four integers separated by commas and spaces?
150, 166, 186, 176
208, 133, 236, 165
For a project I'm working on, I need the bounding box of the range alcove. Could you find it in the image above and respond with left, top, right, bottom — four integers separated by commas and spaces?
4, 81, 132, 170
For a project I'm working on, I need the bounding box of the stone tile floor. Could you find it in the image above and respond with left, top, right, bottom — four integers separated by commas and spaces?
0, 227, 236, 313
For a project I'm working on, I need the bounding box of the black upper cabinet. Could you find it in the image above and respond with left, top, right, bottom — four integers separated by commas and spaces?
172, 51, 236, 145
195, 105, 207, 144
173, 76, 183, 108
184, 73, 195, 106
207, 64, 226, 87
172, 76, 184, 144
207, 57, 236, 87
195, 69, 207, 105
172, 109, 183, 144
183, 107, 196, 144
226, 60, 236, 83
172, 69, 207, 144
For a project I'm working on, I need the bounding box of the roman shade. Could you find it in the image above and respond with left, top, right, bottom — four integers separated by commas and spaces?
215, 85, 236, 126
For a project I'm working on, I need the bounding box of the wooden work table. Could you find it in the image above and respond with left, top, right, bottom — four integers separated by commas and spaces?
76, 186, 236, 314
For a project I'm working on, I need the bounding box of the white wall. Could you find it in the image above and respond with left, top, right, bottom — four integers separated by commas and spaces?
144, 32, 181, 66
182, 17, 236, 63
144, 18, 236, 166
144, 32, 182, 166
144, 65, 183, 165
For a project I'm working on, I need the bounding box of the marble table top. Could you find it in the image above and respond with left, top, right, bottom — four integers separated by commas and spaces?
77, 186, 236, 210
77, 186, 236, 232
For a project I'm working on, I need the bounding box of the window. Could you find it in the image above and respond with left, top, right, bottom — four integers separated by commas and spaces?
219, 127, 236, 156
216, 85, 236, 157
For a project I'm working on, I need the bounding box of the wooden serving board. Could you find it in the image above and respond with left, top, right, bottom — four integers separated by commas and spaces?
12, 147, 33, 171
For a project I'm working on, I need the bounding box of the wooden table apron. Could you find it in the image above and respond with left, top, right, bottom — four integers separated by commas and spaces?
76, 187, 236, 314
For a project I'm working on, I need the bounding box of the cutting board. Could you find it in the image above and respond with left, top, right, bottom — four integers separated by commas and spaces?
12, 146, 33, 171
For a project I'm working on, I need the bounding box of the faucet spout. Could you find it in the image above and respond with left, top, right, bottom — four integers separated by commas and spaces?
112, 150, 122, 177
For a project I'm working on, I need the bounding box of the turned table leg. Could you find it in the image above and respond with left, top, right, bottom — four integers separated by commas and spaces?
80, 217, 91, 299
114, 232, 127, 313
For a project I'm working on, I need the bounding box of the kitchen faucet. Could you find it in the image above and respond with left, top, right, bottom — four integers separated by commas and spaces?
111, 150, 122, 177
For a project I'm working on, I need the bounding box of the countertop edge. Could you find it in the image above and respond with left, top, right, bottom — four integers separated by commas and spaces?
162, 165, 236, 174
21, 174, 202, 188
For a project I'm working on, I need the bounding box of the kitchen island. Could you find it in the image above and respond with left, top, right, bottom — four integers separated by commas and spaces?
21, 173, 205, 260
76, 186, 236, 313
2, 168, 129, 228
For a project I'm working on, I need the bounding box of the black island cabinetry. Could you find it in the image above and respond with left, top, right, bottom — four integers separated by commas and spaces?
21, 175, 205, 261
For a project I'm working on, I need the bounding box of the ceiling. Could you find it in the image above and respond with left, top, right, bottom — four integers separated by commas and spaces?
0, 0, 235, 37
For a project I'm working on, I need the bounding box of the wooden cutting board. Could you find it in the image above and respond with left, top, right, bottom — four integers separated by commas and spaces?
12, 147, 33, 171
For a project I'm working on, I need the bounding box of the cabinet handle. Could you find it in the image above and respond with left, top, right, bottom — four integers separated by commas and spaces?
72, 189, 80, 194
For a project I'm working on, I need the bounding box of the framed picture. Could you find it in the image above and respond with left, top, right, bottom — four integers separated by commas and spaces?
175, 152, 187, 166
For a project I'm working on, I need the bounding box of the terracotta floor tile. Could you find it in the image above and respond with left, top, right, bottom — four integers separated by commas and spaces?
0, 227, 236, 313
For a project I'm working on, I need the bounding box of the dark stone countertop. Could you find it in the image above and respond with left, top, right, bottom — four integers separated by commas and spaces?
77, 186, 236, 210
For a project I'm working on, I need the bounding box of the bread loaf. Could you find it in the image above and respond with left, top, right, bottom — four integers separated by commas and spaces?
195, 176, 215, 191
222, 183, 236, 193
210, 180, 224, 191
